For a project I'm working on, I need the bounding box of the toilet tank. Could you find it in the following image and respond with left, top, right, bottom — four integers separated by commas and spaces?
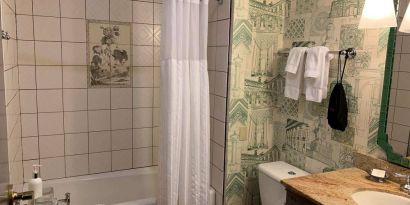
258, 161, 309, 205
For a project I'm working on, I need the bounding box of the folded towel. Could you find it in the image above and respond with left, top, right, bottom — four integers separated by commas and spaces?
285, 47, 308, 74
304, 46, 334, 103
284, 47, 308, 100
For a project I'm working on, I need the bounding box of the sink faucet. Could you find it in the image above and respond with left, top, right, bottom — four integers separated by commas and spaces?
394, 173, 410, 194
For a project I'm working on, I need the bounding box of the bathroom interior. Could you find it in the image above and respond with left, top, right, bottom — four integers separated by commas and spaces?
0, 0, 410, 204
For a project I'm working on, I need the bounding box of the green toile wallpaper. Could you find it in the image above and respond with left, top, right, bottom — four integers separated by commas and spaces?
224, 0, 391, 204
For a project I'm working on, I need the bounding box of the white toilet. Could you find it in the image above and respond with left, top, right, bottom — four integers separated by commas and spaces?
258, 161, 309, 205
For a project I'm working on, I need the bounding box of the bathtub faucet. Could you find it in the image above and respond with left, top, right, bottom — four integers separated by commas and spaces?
57, 193, 70, 205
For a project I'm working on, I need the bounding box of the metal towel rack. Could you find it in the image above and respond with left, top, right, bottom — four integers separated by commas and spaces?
277, 48, 357, 59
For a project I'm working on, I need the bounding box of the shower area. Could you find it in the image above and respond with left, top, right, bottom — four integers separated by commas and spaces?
0, 0, 231, 204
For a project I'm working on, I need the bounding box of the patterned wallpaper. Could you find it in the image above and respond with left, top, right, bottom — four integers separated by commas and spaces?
224, 0, 391, 204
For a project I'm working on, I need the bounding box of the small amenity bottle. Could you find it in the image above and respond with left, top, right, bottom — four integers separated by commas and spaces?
28, 164, 43, 199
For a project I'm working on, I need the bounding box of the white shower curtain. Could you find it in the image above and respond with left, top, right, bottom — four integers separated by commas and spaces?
158, 0, 210, 205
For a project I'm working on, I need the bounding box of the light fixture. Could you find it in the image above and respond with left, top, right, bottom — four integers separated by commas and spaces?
358, 0, 397, 29
400, 3, 410, 33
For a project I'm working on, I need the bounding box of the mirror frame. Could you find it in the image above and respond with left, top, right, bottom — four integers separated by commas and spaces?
377, 24, 410, 168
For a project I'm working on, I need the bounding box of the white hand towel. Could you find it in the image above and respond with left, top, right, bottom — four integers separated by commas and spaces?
304, 46, 334, 103
284, 47, 308, 100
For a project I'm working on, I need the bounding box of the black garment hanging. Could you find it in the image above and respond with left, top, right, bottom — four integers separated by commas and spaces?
327, 51, 349, 131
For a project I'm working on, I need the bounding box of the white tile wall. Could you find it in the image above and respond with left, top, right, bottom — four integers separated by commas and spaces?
16, 0, 161, 181
208, 0, 231, 204
3, 0, 24, 188
389, 0, 410, 157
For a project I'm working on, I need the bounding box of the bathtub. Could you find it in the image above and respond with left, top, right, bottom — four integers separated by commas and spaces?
41, 167, 157, 205
25, 166, 215, 205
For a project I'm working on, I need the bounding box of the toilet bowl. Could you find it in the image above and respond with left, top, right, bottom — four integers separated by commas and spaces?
258, 161, 309, 205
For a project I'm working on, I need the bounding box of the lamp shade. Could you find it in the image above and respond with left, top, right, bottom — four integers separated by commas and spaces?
399, 3, 410, 33
358, 0, 397, 29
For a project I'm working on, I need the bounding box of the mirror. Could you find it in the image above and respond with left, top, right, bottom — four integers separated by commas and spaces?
378, 0, 410, 168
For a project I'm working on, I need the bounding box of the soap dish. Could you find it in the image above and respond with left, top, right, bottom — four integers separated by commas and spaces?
366, 169, 389, 183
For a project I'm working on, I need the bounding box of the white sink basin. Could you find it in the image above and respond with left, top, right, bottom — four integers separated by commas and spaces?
351, 190, 410, 205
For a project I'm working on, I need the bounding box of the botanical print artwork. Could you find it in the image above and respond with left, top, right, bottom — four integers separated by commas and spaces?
87, 21, 132, 87
225, 0, 390, 204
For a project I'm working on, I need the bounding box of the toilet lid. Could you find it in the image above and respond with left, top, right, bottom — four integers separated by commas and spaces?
258, 161, 309, 182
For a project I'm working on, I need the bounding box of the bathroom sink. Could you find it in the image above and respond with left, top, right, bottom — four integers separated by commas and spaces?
351, 190, 410, 205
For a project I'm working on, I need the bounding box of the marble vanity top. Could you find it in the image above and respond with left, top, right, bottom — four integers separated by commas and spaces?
281, 167, 410, 205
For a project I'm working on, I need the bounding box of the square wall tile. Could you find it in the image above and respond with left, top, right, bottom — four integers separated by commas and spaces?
66, 154, 88, 177
153, 67, 160, 87
65, 133, 88, 155
133, 24, 154, 45
88, 88, 110, 110
391, 123, 410, 143
21, 114, 38, 137
213, 119, 225, 147
133, 128, 152, 148
89, 152, 111, 174
214, 72, 227, 97
61, 18, 86, 42
133, 88, 153, 108
216, 19, 230, 46
33, 0, 60, 17
22, 137, 38, 160
36, 66, 62, 89
396, 90, 410, 108
86, 0, 109, 20
37, 90, 63, 112
394, 107, 410, 126
60, 0, 85, 18
16, 0, 32, 15
133, 46, 153, 66
35, 41, 62, 65
133, 1, 153, 24
64, 111, 88, 133
39, 135, 64, 158
213, 96, 226, 122
19, 66, 36, 89
17, 15, 33, 40
112, 129, 132, 150
111, 109, 133, 130
211, 165, 223, 193
38, 112, 64, 135
133, 147, 152, 168
211, 142, 224, 170
18, 40, 35, 65
34, 16, 61, 41
89, 131, 111, 152
112, 150, 133, 171
133, 67, 153, 87
62, 42, 87, 65
111, 88, 132, 109
63, 89, 87, 111
133, 108, 153, 128
153, 88, 160, 107
20, 90, 37, 113
88, 110, 111, 131
63, 66, 88, 88
40, 157, 66, 180
110, 0, 132, 22
215, 47, 229, 72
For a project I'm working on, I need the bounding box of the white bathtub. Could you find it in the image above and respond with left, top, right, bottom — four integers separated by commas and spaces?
25, 166, 215, 205
39, 167, 157, 205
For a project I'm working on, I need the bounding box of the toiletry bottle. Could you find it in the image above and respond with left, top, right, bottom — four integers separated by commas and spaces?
28, 164, 43, 199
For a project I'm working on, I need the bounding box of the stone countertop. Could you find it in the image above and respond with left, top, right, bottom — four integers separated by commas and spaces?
282, 167, 410, 205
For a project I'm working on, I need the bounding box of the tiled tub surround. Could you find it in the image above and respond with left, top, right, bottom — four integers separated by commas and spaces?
17, 0, 162, 181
